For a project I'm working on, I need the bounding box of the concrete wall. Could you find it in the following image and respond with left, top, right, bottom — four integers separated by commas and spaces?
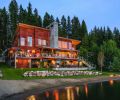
50, 22, 58, 48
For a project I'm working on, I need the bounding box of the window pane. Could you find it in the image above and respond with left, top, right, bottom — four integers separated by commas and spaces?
42, 40, 46, 46
69, 42, 72, 49
28, 37, 32, 46
38, 39, 42, 46
20, 37, 25, 46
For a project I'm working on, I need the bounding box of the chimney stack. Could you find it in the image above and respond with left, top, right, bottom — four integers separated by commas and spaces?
49, 22, 58, 48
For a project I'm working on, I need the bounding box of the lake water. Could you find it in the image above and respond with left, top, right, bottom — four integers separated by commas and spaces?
4, 80, 120, 100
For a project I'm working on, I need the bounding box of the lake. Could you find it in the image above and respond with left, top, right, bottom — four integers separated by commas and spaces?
4, 80, 120, 100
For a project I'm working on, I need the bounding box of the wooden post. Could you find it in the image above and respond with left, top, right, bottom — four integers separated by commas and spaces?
29, 59, 31, 68
15, 52, 17, 69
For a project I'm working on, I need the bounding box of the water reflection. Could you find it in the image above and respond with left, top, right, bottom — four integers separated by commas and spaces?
26, 95, 36, 100
53, 89, 59, 100
25, 80, 120, 100
75, 87, 80, 96
84, 84, 88, 97
45, 91, 49, 98
109, 80, 114, 86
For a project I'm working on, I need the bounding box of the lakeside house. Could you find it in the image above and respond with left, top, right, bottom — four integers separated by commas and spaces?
6, 22, 82, 68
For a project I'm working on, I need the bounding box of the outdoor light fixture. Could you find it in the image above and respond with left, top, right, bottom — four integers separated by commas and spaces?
32, 50, 35, 53
10, 50, 13, 54
16, 59, 18, 63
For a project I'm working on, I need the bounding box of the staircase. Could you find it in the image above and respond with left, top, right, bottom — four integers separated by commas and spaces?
79, 56, 96, 70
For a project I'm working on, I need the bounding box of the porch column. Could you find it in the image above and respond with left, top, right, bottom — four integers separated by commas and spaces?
15, 52, 17, 69
29, 59, 31, 68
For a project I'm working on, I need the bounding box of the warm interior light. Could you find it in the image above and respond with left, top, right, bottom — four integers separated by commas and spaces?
32, 50, 35, 53
10, 50, 13, 54
26, 95, 36, 100
16, 59, 18, 63
51, 60, 56, 65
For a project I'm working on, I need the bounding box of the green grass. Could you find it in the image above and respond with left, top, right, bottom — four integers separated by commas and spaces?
0, 63, 119, 80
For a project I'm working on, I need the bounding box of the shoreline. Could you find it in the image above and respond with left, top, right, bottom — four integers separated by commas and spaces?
1, 76, 120, 99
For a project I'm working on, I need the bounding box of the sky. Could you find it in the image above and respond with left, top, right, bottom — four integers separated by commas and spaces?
0, 0, 120, 32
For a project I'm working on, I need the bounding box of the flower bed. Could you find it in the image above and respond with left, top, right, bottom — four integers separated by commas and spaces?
23, 71, 102, 77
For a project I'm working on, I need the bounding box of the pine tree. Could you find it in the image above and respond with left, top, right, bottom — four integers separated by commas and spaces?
26, 2, 34, 25
60, 15, 67, 37
50, 15, 54, 23
1, 7, 8, 49
56, 17, 61, 36
19, 5, 26, 23
43, 12, 51, 27
0, 9, 3, 49
113, 27, 120, 48
9, 0, 18, 39
67, 16, 72, 38
38, 16, 42, 27
33, 8, 39, 26
81, 20, 88, 38
71, 16, 81, 40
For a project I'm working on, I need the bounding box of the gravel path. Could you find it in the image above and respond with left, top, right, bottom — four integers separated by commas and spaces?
0, 76, 120, 99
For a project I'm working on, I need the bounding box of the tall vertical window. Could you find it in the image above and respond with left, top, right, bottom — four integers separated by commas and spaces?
20, 37, 25, 46
28, 37, 32, 46
62, 41, 67, 49
68, 42, 72, 49
58, 41, 62, 48
38, 39, 42, 46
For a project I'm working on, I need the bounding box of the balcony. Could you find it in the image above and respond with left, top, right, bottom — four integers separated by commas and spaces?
16, 52, 78, 60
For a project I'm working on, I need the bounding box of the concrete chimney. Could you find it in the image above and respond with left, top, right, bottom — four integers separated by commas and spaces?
49, 22, 58, 48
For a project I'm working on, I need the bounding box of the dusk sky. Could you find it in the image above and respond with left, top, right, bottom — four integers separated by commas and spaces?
0, 0, 120, 31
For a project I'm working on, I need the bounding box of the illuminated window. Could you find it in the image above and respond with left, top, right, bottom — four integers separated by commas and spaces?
20, 37, 25, 46
62, 41, 67, 49
68, 42, 72, 49
38, 39, 42, 46
42, 40, 46, 46
28, 37, 32, 46
58, 41, 62, 48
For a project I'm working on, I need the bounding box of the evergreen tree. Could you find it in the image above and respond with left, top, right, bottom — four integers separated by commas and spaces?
67, 16, 72, 38
38, 16, 42, 27
71, 16, 81, 40
0, 9, 3, 49
26, 2, 34, 24
18, 5, 27, 23
9, 0, 18, 39
50, 15, 54, 23
113, 27, 120, 48
43, 12, 51, 27
33, 8, 40, 26
56, 17, 61, 36
1, 7, 8, 49
81, 20, 88, 38
60, 15, 67, 37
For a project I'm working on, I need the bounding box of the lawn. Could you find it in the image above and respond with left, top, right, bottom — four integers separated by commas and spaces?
0, 63, 118, 80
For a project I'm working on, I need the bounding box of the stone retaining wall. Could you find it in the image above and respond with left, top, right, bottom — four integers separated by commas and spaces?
23, 71, 102, 77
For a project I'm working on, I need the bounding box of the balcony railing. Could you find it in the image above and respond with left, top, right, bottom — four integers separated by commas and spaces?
16, 53, 78, 59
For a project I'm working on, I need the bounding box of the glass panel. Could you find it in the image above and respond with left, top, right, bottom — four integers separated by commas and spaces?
28, 37, 32, 46
58, 41, 62, 48
38, 39, 42, 46
42, 40, 46, 46
68, 42, 72, 49
20, 37, 25, 46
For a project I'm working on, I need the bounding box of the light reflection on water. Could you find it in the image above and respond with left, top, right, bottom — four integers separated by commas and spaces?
25, 80, 120, 100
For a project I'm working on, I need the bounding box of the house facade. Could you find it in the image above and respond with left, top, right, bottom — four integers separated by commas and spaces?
7, 22, 81, 68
